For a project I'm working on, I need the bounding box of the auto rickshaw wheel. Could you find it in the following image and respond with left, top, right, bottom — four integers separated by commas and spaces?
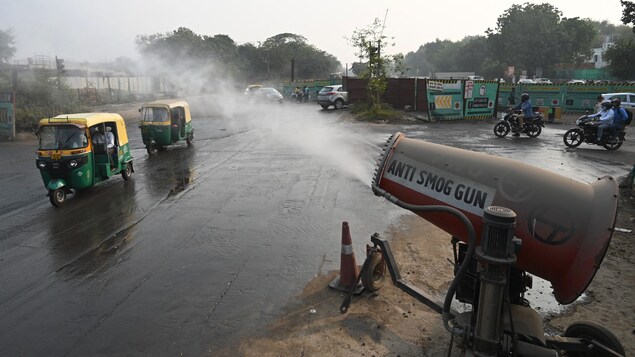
147, 143, 158, 156
121, 162, 134, 180
186, 132, 194, 146
49, 188, 66, 207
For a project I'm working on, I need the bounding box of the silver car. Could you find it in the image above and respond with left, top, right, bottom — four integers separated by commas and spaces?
253, 87, 284, 104
317, 85, 348, 109
602, 92, 635, 109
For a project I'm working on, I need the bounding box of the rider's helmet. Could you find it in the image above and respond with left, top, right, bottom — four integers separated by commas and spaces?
601, 100, 612, 110
521, 93, 529, 102
611, 98, 621, 107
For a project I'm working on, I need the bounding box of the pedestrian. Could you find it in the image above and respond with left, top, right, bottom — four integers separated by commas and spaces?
594, 95, 604, 113
294, 87, 302, 103
303, 86, 310, 102
508, 88, 516, 106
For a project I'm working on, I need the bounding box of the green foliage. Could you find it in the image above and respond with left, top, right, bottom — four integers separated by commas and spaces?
14, 70, 84, 132
0, 29, 16, 64
558, 18, 598, 64
604, 38, 635, 79
622, 0, 635, 32
403, 36, 502, 78
135, 27, 341, 83
349, 18, 394, 110
350, 101, 399, 122
485, 3, 596, 76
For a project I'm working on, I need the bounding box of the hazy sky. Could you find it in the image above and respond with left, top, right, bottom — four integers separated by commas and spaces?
2, 0, 627, 65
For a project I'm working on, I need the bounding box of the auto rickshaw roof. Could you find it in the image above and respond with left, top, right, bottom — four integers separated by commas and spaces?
38, 113, 126, 127
141, 99, 190, 109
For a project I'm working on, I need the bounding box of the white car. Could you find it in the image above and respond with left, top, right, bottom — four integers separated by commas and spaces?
567, 79, 586, 84
517, 78, 536, 84
534, 78, 552, 84
317, 85, 348, 110
467, 75, 484, 81
602, 92, 635, 109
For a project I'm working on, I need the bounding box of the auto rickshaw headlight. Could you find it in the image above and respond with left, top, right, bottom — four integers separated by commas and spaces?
36, 160, 47, 169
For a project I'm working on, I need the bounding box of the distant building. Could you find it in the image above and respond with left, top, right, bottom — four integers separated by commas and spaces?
589, 34, 619, 69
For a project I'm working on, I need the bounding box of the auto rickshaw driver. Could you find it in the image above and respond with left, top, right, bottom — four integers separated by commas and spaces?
139, 99, 194, 155
36, 113, 134, 207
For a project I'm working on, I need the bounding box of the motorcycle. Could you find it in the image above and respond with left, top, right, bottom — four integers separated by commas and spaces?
563, 115, 625, 151
493, 107, 545, 138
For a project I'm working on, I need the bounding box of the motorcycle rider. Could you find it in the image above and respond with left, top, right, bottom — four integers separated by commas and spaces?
587, 100, 614, 143
610, 98, 628, 141
512, 92, 532, 137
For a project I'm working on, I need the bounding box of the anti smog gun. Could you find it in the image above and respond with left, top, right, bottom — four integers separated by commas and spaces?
364, 132, 625, 356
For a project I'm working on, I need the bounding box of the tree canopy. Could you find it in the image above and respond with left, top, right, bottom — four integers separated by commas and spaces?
135, 28, 341, 83
401, 3, 635, 80
622, 0, 635, 32
0, 29, 16, 64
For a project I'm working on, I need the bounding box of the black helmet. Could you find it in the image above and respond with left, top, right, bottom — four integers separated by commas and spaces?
601, 100, 612, 110
521, 93, 529, 102
611, 98, 621, 107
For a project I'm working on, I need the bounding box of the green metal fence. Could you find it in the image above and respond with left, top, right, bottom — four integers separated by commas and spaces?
499, 83, 635, 113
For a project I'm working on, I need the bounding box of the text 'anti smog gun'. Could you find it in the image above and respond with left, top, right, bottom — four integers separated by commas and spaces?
360, 132, 625, 356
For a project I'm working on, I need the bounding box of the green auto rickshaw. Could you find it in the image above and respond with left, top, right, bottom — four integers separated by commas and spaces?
139, 99, 194, 155
36, 113, 134, 207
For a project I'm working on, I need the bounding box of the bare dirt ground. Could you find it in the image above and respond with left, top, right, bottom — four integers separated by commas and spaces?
238, 186, 634, 356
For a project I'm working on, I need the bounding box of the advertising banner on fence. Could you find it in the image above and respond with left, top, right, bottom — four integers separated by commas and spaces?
426, 79, 464, 120
463, 80, 499, 119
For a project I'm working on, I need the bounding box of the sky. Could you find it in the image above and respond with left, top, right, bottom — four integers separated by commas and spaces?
1, 0, 628, 66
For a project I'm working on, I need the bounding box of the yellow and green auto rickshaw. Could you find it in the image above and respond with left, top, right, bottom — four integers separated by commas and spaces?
139, 99, 194, 155
35, 113, 134, 207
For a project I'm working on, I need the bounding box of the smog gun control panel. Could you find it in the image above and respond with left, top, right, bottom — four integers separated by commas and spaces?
367, 132, 625, 356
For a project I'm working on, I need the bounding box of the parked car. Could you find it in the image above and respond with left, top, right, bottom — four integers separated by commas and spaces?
567, 79, 586, 84
467, 75, 484, 81
317, 85, 348, 110
602, 92, 635, 109
244, 84, 262, 95
253, 87, 284, 104
517, 78, 536, 84
534, 78, 552, 84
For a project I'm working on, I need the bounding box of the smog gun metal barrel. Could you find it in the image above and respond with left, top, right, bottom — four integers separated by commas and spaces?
372, 132, 618, 305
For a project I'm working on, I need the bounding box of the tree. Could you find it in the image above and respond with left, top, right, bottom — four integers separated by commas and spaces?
136, 29, 340, 83
486, 3, 564, 76
0, 29, 16, 64
349, 18, 394, 110
403, 39, 454, 77
485, 3, 596, 77
622, 0, 635, 32
557, 18, 598, 64
604, 38, 635, 79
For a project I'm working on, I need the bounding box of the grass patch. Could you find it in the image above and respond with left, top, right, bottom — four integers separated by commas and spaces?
350, 102, 403, 122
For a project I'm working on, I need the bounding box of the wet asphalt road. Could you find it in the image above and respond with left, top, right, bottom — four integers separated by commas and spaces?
1, 97, 633, 356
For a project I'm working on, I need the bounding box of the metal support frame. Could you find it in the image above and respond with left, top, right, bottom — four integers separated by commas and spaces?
370, 233, 449, 316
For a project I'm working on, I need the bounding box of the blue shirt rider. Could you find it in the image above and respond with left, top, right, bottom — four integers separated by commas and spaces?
587, 100, 614, 142
610, 98, 628, 139
512, 92, 532, 136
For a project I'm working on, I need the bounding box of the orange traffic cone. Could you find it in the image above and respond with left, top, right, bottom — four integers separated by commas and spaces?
329, 221, 363, 293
